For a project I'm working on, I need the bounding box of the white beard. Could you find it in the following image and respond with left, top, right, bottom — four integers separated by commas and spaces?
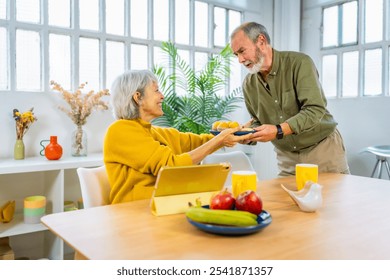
247, 61, 262, 74
245, 48, 264, 74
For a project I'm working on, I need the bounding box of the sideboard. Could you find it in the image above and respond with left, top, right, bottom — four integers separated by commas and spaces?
0, 153, 103, 260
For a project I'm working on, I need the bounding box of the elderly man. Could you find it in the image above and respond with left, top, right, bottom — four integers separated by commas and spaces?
230, 22, 350, 176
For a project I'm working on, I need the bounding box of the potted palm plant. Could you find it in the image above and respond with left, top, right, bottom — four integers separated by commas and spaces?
152, 41, 243, 134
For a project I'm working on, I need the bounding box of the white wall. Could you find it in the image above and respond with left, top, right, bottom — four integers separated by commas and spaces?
0, 91, 114, 159
328, 97, 390, 179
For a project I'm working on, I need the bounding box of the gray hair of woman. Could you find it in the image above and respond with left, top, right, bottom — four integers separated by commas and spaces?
230, 22, 271, 45
110, 69, 158, 120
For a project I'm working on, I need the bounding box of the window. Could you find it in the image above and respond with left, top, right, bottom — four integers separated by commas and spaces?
0, 27, 7, 90
48, 0, 70, 27
106, 0, 125, 35
0, 0, 242, 93
175, 0, 189, 45
214, 7, 227, 47
106, 41, 125, 89
79, 38, 100, 90
321, 55, 337, 97
49, 34, 71, 89
79, 0, 99, 31
0, 0, 6, 19
321, 0, 389, 98
195, 1, 208, 47
154, 0, 169, 42
16, 30, 41, 91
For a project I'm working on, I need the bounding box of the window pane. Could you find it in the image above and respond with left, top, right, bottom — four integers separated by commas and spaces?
106, 0, 124, 35
214, 7, 226, 47
106, 41, 125, 88
230, 58, 241, 93
195, 1, 208, 47
49, 34, 71, 89
154, 0, 169, 41
364, 49, 382, 96
177, 49, 190, 66
194, 52, 208, 72
321, 55, 337, 97
322, 6, 338, 47
16, 30, 41, 90
176, 49, 190, 96
0, 27, 8, 89
153, 46, 166, 68
80, 0, 99, 31
48, 0, 70, 27
228, 10, 241, 38
365, 0, 383, 43
131, 0, 147, 39
79, 38, 100, 89
175, 0, 189, 44
131, 44, 148, 70
342, 1, 357, 45
16, 0, 40, 23
0, 0, 6, 19
342, 51, 358, 97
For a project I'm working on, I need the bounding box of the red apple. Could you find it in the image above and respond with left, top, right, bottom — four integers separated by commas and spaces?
235, 190, 263, 215
210, 189, 235, 210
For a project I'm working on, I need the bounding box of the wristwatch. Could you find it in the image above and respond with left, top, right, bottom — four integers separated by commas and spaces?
276, 124, 284, 140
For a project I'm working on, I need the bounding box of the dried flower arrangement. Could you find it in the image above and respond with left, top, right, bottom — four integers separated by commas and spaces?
50, 81, 110, 126
50, 81, 110, 156
13, 108, 38, 140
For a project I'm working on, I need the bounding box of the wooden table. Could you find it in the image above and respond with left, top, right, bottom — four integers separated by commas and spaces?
41, 174, 390, 260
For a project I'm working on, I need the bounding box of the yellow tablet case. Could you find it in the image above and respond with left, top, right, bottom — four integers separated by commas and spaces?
150, 163, 231, 216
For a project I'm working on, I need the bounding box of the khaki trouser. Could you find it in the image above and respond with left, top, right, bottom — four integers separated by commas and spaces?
275, 129, 350, 177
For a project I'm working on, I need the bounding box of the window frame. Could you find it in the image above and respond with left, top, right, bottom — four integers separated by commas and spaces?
320, 0, 390, 98
0, 0, 242, 95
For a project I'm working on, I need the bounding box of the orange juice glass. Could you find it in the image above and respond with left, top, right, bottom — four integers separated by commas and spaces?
232, 170, 257, 198
295, 163, 318, 190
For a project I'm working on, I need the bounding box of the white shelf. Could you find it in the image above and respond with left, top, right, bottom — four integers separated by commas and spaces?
0, 153, 103, 259
0, 213, 47, 238
0, 153, 103, 174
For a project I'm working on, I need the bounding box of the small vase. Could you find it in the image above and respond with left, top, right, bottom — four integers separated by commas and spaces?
71, 125, 87, 157
44, 136, 63, 160
14, 139, 25, 160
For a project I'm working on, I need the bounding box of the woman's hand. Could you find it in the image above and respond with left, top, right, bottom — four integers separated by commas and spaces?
215, 127, 253, 148
188, 127, 253, 164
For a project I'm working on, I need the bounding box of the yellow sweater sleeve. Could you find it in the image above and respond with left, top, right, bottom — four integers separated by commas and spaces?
103, 119, 213, 204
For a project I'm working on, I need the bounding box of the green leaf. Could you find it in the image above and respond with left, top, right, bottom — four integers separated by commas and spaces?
152, 41, 243, 134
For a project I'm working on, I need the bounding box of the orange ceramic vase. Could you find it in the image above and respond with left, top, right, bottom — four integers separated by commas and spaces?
44, 136, 63, 160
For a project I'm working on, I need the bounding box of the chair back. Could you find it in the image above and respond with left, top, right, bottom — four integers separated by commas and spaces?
76, 165, 110, 209
202, 150, 256, 188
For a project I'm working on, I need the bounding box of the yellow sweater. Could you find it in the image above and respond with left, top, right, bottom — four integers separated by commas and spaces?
103, 119, 213, 204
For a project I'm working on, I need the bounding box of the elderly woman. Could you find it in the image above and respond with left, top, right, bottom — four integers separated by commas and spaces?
104, 70, 250, 204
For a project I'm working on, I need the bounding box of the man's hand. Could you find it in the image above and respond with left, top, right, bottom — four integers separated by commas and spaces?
245, 123, 292, 143
249, 124, 278, 142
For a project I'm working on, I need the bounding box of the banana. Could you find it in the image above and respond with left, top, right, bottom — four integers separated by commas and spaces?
186, 206, 258, 227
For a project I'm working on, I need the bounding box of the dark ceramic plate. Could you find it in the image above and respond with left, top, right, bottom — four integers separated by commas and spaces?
186, 209, 272, 236
210, 130, 256, 136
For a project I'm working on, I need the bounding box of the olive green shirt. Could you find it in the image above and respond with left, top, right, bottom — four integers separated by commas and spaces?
243, 49, 337, 152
